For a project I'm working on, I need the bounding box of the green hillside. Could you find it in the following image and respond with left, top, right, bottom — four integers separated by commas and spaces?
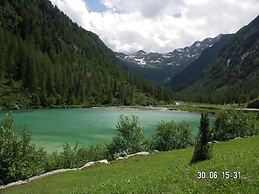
174, 15, 259, 104
3, 136, 259, 194
0, 0, 172, 109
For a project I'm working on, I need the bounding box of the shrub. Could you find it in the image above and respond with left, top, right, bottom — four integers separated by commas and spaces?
213, 110, 257, 141
57, 144, 107, 169
0, 114, 46, 185
62, 143, 79, 168
107, 115, 145, 160
152, 121, 194, 151
81, 144, 107, 162
45, 151, 64, 172
191, 113, 212, 164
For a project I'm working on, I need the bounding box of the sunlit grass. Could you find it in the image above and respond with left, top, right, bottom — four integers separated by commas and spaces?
4, 136, 259, 194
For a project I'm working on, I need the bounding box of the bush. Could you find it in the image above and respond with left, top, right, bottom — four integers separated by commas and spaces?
191, 113, 212, 164
45, 151, 64, 172
107, 115, 145, 160
213, 110, 257, 141
0, 114, 46, 185
62, 143, 79, 168
60, 143, 107, 169
152, 121, 194, 151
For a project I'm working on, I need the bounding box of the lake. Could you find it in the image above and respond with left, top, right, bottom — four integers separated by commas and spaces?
0, 107, 201, 152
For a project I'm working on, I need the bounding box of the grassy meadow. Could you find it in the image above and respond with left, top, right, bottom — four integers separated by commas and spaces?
3, 136, 259, 194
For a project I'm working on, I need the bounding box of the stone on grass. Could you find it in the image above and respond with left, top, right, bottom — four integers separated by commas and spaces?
116, 157, 124, 160
124, 152, 150, 159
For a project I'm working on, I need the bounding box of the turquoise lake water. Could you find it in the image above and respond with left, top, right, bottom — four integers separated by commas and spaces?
1, 108, 201, 152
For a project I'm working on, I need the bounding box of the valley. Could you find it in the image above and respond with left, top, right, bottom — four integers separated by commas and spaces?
0, 0, 258, 193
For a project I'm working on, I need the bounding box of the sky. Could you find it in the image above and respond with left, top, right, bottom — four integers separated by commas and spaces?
50, 0, 259, 54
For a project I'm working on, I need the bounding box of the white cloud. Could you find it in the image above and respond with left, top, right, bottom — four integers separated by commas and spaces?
50, 0, 259, 54
102, 0, 185, 18
50, 0, 89, 26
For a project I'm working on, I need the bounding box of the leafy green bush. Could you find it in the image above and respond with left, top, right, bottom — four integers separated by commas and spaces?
191, 113, 212, 164
107, 115, 145, 159
0, 114, 46, 185
62, 143, 79, 169
152, 121, 194, 151
213, 110, 257, 141
44, 151, 64, 172
80, 145, 107, 163
61, 144, 107, 169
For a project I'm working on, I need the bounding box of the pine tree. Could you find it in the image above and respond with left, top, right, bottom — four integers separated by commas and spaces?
190, 113, 212, 164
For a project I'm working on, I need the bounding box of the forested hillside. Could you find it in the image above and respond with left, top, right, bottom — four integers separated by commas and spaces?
0, 0, 173, 109
173, 15, 259, 104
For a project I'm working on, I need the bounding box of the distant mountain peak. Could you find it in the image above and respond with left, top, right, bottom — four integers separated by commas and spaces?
135, 50, 146, 54
116, 35, 222, 84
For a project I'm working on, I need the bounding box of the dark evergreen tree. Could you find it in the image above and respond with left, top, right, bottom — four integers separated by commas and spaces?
190, 113, 212, 164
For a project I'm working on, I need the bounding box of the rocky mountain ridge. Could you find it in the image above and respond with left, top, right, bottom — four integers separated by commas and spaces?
116, 35, 221, 84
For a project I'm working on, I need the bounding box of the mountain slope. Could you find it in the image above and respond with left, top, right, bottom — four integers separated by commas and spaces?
117, 56, 170, 84
168, 34, 235, 91
116, 36, 221, 84
175, 15, 259, 104
0, 0, 172, 109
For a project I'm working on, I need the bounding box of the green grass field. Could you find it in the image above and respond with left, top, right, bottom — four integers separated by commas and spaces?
3, 136, 259, 194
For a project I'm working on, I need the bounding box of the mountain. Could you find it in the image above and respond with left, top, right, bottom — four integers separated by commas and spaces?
173, 15, 259, 104
168, 34, 235, 91
0, 0, 173, 109
116, 36, 221, 84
